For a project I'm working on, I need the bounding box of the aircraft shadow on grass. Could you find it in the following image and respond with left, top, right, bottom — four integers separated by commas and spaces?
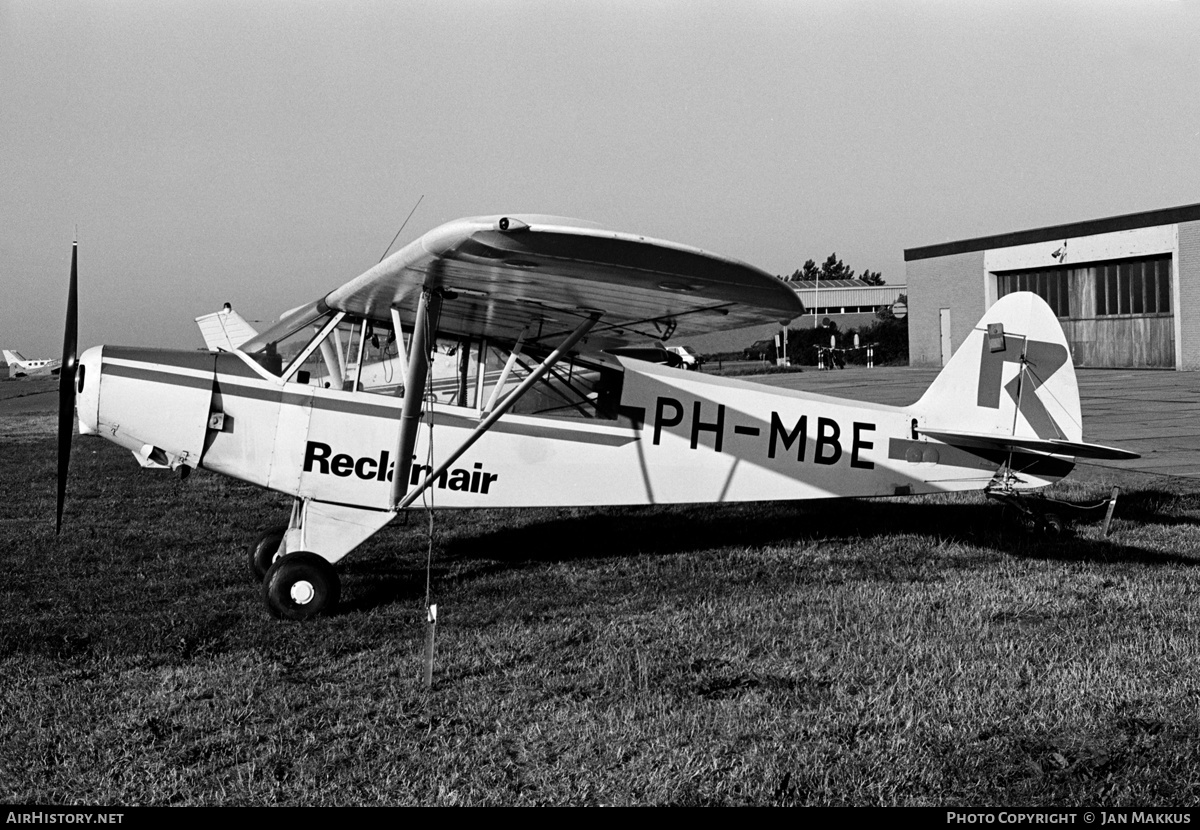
338, 490, 1200, 614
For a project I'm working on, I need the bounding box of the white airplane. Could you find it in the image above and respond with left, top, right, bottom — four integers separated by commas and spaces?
4, 350, 62, 378
55, 214, 1138, 621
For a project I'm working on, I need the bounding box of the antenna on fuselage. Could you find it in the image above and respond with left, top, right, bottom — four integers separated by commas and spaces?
377, 194, 425, 264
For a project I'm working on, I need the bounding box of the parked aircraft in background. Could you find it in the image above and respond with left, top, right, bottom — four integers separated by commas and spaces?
3, 350, 61, 378
55, 215, 1137, 621
195, 304, 260, 352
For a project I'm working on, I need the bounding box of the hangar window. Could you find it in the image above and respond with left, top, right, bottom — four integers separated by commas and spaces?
1095, 255, 1171, 317
997, 254, 1172, 319
996, 268, 1070, 317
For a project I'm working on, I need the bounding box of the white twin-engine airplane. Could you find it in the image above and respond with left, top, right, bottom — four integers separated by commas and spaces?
4, 350, 62, 378
55, 214, 1138, 621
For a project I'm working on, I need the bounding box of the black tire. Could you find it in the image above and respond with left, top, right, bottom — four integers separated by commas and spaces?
248, 525, 288, 583
263, 552, 340, 621
1041, 513, 1066, 538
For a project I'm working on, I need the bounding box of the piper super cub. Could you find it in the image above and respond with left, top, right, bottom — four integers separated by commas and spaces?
55, 214, 1138, 620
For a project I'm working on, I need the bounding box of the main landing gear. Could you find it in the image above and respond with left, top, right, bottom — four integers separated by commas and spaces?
262, 552, 341, 621
248, 525, 287, 582
248, 525, 341, 620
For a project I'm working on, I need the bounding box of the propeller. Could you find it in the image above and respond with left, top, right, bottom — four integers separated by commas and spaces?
56, 242, 79, 534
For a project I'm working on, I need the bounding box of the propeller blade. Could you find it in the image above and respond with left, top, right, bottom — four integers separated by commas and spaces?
56, 242, 79, 534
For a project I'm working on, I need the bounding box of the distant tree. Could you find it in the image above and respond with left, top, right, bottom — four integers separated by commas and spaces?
780, 259, 820, 281
782, 255, 886, 284
819, 253, 854, 281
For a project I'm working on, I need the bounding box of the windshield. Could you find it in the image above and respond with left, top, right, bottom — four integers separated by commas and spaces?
238, 299, 328, 357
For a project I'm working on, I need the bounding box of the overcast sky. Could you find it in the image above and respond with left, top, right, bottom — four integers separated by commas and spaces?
3, 0, 1199, 357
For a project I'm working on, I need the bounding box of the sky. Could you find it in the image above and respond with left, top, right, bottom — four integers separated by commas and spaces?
3, 0, 1200, 357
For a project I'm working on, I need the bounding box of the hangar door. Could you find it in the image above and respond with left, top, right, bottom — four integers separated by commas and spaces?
996, 254, 1173, 369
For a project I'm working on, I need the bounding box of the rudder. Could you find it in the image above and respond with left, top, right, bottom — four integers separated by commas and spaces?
912, 292, 1083, 445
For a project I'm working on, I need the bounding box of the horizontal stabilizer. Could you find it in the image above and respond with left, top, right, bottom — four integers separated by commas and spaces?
921, 430, 1140, 461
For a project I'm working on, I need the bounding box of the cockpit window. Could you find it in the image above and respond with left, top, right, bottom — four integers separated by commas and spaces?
238, 300, 327, 358
486, 344, 623, 420
238, 307, 624, 416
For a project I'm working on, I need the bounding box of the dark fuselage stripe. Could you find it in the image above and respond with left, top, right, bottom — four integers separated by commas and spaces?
102, 361, 635, 447
103, 362, 214, 390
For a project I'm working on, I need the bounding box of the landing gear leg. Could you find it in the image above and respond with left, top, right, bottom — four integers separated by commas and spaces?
985, 464, 1073, 539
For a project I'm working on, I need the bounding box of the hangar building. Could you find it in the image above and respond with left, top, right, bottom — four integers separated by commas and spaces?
904, 202, 1200, 370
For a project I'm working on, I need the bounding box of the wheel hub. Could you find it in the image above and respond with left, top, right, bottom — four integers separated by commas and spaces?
290, 580, 316, 605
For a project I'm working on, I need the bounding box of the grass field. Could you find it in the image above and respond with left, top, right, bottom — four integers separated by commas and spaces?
4, 382, 1200, 805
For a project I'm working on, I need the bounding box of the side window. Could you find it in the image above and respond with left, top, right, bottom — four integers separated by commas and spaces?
485, 344, 623, 420
353, 319, 405, 394
427, 336, 482, 407
349, 320, 467, 401
246, 310, 625, 418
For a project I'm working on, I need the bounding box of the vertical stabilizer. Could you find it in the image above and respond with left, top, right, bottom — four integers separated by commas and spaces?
912, 292, 1083, 444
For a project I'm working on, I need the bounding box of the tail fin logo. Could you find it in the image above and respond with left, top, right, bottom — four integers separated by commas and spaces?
976, 335, 1068, 439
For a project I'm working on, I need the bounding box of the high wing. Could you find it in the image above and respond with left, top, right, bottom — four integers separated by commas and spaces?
323, 215, 804, 347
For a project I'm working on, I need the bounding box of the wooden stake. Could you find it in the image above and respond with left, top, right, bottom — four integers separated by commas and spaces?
1102, 487, 1120, 537
424, 603, 437, 688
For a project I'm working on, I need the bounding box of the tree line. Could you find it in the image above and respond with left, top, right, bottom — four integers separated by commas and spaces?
778, 253, 885, 286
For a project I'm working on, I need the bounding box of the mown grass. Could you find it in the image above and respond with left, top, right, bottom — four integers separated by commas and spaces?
4, 418, 1200, 805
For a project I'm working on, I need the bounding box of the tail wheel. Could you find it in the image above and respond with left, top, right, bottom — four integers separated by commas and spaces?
1040, 513, 1066, 538
248, 525, 288, 582
263, 552, 340, 621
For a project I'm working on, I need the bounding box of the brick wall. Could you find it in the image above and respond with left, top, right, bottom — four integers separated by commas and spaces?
904, 250, 986, 367
1179, 220, 1200, 369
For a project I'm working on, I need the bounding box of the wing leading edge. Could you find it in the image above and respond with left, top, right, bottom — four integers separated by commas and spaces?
324, 215, 804, 347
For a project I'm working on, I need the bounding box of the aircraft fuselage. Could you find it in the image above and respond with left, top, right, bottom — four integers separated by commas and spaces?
75, 343, 1071, 564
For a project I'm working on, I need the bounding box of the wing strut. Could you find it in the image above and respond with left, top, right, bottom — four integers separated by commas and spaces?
392, 310, 601, 511
390, 288, 444, 509
481, 324, 528, 416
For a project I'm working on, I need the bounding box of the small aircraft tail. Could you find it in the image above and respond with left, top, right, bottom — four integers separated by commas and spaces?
195, 304, 259, 351
912, 292, 1136, 461
2, 350, 27, 366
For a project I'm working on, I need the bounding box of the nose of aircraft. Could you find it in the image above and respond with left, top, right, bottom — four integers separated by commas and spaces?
76, 345, 103, 435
